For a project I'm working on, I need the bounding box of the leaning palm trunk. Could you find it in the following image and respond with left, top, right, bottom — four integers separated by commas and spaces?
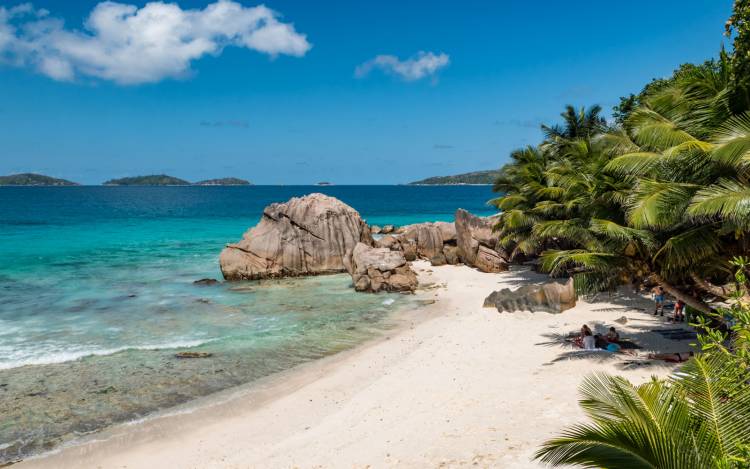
651, 273, 712, 314
690, 273, 750, 303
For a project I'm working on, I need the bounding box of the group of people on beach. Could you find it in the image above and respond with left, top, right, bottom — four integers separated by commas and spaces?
578, 324, 621, 352
577, 323, 695, 362
651, 285, 686, 322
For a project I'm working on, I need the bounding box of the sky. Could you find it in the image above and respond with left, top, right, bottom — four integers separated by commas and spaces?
0, 0, 734, 185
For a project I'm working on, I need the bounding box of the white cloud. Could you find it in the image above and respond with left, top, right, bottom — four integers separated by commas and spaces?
355, 51, 449, 81
0, 1, 311, 84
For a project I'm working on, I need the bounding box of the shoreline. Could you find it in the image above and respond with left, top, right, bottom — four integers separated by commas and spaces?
9, 286, 432, 466
17, 262, 690, 468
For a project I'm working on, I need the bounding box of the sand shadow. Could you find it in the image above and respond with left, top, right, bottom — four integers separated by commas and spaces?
536, 319, 695, 371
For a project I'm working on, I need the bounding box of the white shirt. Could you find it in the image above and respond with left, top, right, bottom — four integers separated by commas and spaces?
583, 336, 596, 350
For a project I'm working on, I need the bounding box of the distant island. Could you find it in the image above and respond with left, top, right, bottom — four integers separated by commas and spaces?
0, 173, 79, 186
103, 175, 191, 186
194, 178, 252, 186
316, 182, 333, 186
408, 170, 501, 185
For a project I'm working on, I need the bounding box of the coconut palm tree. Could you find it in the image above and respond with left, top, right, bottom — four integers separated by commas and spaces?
494, 58, 750, 312
597, 59, 750, 306
542, 104, 608, 141
535, 355, 750, 468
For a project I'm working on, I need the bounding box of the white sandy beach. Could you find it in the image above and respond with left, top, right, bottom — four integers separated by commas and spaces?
19, 262, 690, 469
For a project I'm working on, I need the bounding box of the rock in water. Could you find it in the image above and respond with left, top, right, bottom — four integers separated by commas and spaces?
455, 209, 508, 272
345, 243, 418, 293
193, 278, 219, 286
483, 278, 576, 314
220, 193, 373, 280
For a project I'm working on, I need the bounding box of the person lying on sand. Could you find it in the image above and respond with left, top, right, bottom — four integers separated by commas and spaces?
594, 334, 609, 349
648, 351, 694, 363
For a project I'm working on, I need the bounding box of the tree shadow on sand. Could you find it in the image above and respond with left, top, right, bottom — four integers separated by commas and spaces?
535, 321, 688, 371
496, 266, 552, 287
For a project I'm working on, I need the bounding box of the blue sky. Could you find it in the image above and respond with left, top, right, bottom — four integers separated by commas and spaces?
0, 0, 733, 184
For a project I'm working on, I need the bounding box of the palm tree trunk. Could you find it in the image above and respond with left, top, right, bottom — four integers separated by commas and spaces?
690, 273, 732, 299
690, 273, 750, 303
652, 274, 712, 314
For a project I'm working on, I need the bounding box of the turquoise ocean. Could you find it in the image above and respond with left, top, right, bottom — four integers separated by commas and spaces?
0, 185, 495, 462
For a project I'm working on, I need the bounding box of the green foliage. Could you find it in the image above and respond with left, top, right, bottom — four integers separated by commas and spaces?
612, 61, 729, 125
193, 178, 252, 186
408, 170, 501, 185
499, 8, 750, 464
0, 173, 79, 186
492, 32, 750, 301
726, 0, 750, 112
102, 174, 191, 186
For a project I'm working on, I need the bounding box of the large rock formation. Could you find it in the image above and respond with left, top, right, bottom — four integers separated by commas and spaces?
375, 221, 460, 267
455, 209, 508, 272
345, 243, 418, 293
400, 223, 446, 259
483, 278, 576, 314
220, 194, 373, 280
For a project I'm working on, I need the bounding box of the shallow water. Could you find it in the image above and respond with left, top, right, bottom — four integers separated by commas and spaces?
0, 185, 495, 462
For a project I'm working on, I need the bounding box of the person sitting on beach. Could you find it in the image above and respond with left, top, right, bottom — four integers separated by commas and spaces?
580, 324, 592, 339
652, 286, 665, 316
673, 300, 686, 323
594, 334, 609, 349
582, 328, 596, 350
648, 351, 694, 363
606, 327, 620, 343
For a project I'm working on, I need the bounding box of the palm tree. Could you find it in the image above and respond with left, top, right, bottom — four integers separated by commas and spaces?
597, 59, 750, 307
493, 58, 750, 313
542, 105, 608, 141
535, 355, 750, 468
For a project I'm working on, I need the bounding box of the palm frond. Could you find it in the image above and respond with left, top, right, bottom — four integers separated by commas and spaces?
673, 354, 750, 463
626, 180, 699, 230
627, 107, 702, 151
687, 178, 750, 228
539, 249, 624, 277
500, 209, 539, 230
536, 373, 694, 468
653, 225, 723, 275
710, 112, 750, 172
604, 152, 663, 177
493, 194, 528, 211
532, 219, 593, 245
589, 219, 656, 250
